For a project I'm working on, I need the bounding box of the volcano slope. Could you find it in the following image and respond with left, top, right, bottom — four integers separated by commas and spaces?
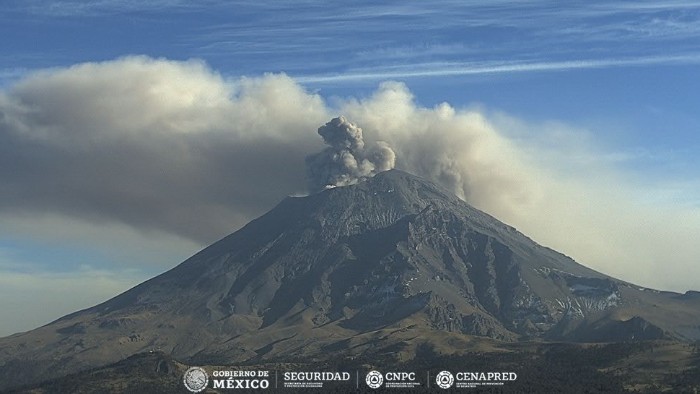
1, 169, 700, 390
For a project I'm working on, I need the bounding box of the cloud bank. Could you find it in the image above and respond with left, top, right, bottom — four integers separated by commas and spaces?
0, 56, 327, 243
1, 56, 699, 296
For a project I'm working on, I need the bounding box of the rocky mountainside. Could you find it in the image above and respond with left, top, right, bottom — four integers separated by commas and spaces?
2, 169, 700, 390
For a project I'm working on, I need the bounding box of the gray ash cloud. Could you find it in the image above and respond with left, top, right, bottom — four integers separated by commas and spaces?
305, 116, 395, 192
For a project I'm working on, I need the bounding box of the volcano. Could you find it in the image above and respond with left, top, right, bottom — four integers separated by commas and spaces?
2, 169, 700, 390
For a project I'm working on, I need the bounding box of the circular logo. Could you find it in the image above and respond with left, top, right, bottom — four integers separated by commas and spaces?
435, 370, 454, 389
365, 370, 383, 389
183, 366, 209, 393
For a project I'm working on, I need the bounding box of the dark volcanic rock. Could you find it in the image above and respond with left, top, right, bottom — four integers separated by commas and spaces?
1, 169, 700, 391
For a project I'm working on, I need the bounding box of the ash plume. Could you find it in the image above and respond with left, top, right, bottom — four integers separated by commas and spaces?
1, 57, 699, 294
305, 116, 396, 192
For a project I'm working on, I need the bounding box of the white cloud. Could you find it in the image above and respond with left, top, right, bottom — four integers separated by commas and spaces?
15, 0, 199, 16
338, 81, 700, 292
1, 56, 699, 336
1, 56, 328, 244
294, 54, 700, 84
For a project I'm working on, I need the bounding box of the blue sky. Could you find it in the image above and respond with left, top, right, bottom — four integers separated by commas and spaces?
1, 1, 700, 336
6, 1, 699, 159
3, 1, 700, 137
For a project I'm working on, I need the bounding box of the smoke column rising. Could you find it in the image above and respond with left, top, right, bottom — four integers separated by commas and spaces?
305, 116, 396, 192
